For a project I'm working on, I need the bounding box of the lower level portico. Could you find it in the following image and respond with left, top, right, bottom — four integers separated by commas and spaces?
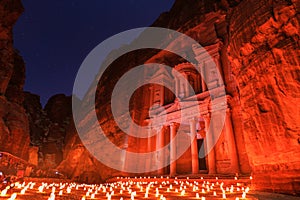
123, 94, 241, 177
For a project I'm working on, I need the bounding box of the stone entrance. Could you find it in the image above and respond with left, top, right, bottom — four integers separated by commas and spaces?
197, 139, 207, 171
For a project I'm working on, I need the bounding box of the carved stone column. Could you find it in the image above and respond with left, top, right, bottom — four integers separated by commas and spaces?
121, 135, 129, 176
149, 86, 153, 106
160, 86, 164, 106
190, 118, 199, 174
224, 108, 240, 173
146, 126, 153, 174
184, 74, 189, 97
213, 54, 224, 86
156, 126, 165, 175
170, 122, 178, 176
201, 62, 207, 92
196, 73, 201, 94
179, 77, 184, 98
204, 114, 216, 174
175, 78, 179, 97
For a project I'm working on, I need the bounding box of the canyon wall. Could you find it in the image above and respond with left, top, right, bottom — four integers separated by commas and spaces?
2, 0, 299, 195
0, 0, 30, 160
228, 0, 300, 194
59, 0, 300, 194
0, 0, 73, 169
23, 93, 72, 169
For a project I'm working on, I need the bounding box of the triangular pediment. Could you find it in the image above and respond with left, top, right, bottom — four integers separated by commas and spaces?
151, 66, 173, 80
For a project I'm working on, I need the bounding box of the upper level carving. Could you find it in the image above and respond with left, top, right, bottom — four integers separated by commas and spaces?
148, 41, 225, 109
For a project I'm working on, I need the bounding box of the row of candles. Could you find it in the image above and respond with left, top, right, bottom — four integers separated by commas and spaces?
0, 176, 252, 199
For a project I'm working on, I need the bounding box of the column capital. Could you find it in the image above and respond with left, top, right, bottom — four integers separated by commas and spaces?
170, 122, 179, 127
189, 116, 198, 123
202, 113, 211, 121
160, 125, 169, 133
153, 125, 164, 132
226, 108, 232, 115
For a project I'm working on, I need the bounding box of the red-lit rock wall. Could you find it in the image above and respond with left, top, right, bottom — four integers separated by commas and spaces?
228, 0, 300, 194
55, 0, 299, 194
24, 93, 73, 169
57, 0, 252, 182
57, 51, 154, 182
0, 0, 30, 160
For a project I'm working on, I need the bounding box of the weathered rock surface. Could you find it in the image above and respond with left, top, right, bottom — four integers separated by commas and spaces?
42, 94, 72, 168
0, 0, 30, 160
6, 51, 26, 104
44, 94, 72, 124
0, 0, 23, 96
58, 0, 247, 183
24, 93, 72, 169
58, 0, 300, 194
0, 96, 30, 160
23, 92, 49, 147
2, 0, 298, 195
228, 0, 300, 194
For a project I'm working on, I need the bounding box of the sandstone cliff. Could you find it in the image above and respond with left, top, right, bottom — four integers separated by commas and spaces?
57, 0, 251, 183
23, 93, 72, 169
228, 0, 300, 194
0, 0, 30, 160
58, 0, 300, 195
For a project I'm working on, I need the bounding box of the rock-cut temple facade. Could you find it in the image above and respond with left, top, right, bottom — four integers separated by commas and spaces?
122, 40, 251, 177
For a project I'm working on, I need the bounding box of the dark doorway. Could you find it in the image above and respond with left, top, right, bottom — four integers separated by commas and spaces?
197, 139, 207, 170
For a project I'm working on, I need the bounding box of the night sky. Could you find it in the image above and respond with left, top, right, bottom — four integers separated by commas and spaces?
14, 0, 175, 106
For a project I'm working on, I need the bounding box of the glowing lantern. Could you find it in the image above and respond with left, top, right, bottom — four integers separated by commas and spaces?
38, 186, 44, 193
52, 187, 56, 193
180, 190, 185, 196
20, 188, 26, 194
245, 187, 250, 193
222, 192, 226, 199
8, 193, 17, 200
242, 192, 246, 199
48, 193, 55, 200
155, 188, 159, 197
132, 191, 136, 196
